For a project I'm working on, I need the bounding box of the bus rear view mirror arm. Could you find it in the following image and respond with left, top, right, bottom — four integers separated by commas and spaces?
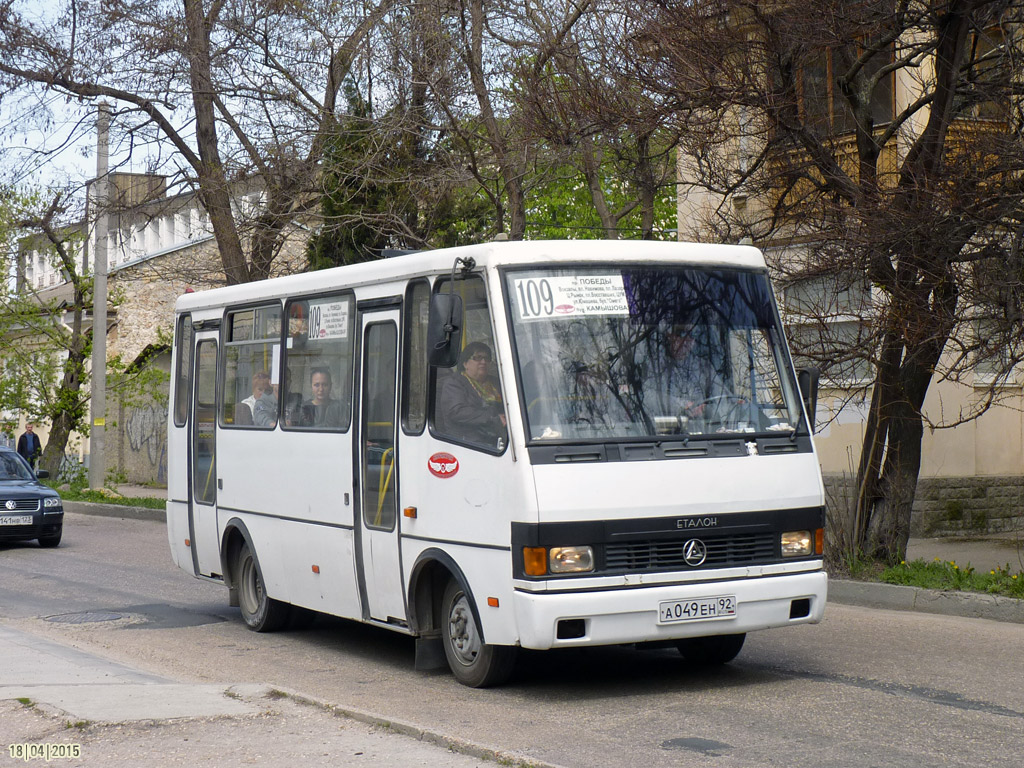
796, 367, 819, 431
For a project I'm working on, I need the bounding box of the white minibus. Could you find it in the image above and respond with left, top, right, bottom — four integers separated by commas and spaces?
166, 240, 827, 687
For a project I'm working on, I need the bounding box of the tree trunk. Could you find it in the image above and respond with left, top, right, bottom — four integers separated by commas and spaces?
39, 303, 88, 479
183, 0, 249, 285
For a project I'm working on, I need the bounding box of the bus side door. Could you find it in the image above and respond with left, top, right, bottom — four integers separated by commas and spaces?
355, 308, 406, 623
189, 332, 222, 577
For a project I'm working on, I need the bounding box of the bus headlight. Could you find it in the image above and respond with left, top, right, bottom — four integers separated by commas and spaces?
781, 530, 812, 557
522, 546, 595, 576
549, 546, 594, 573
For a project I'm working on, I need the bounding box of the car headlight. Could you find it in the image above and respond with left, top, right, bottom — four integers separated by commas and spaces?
522, 546, 595, 576
43, 497, 62, 511
781, 530, 812, 557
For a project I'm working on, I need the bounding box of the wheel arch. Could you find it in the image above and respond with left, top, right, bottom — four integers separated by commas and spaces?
408, 548, 487, 643
220, 517, 254, 592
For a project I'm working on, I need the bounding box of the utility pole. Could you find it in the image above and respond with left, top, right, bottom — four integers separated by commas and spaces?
88, 102, 110, 490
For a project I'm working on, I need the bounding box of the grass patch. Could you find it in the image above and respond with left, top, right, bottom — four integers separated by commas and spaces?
881, 558, 1024, 599
46, 483, 166, 510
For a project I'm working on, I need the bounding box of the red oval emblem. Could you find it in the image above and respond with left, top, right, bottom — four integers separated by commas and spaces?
554, 304, 574, 314
428, 452, 459, 478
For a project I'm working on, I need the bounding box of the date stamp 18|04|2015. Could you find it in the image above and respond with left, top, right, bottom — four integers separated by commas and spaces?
8, 744, 82, 762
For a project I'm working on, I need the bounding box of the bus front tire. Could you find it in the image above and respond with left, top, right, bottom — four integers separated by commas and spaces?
441, 579, 516, 688
236, 541, 290, 632
676, 633, 746, 665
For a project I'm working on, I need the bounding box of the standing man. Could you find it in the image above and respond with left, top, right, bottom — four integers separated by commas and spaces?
17, 423, 44, 469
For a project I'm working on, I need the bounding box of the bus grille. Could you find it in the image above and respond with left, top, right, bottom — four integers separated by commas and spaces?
604, 533, 777, 572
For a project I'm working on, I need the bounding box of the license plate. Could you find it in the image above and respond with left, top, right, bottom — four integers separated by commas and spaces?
0, 515, 33, 526
658, 596, 737, 624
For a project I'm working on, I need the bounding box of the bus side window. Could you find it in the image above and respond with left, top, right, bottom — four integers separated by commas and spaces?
220, 305, 282, 429
402, 280, 430, 434
173, 314, 193, 427
282, 294, 354, 431
429, 275, 507, 453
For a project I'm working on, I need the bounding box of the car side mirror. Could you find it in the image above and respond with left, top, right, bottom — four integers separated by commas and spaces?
796, 367, 819, 431
427, 293, 464, 368
35, 468, 50, 479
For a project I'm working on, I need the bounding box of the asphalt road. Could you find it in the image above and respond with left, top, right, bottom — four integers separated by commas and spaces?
2, 512, 1023, 768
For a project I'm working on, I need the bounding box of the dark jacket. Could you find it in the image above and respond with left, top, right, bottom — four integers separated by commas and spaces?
436, 373, 506, 448
17, 431, 43, 464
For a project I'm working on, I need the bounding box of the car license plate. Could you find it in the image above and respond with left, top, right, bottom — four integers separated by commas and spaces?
0, 515, 33, 526
658, 596, 737, 624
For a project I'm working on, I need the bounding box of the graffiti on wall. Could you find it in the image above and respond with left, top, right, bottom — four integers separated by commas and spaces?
126, 403, 167, 483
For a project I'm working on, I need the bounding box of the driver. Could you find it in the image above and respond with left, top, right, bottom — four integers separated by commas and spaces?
655, 323, 731, 428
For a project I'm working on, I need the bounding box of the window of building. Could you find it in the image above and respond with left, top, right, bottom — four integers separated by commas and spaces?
281, 293, 355, 431
784, 271, 874, 385
800, 37, 894, 135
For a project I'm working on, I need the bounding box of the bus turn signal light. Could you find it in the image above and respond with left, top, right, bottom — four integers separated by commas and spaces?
815, 528, 824, 556
523, 547, 547, 576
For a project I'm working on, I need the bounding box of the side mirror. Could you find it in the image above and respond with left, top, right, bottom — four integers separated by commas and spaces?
36, 468, 50, 479
796, 367, 820, 431
427, 293, 464, 368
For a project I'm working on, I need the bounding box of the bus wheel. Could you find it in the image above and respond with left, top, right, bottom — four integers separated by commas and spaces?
441, 579, 516, 688
236, 541, 290, 632
676, 633, 746, 665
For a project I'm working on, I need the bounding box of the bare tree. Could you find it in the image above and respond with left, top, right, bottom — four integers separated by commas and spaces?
0, 0, 398, 285
637, 0, 1024, 562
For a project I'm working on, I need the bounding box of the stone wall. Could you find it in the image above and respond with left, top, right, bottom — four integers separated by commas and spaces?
824, 474, 1024, 538
102, 352, 172, 486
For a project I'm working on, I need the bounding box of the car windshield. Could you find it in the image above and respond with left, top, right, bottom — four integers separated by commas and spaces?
506, 266, 804, 442
0, 453, 34, 481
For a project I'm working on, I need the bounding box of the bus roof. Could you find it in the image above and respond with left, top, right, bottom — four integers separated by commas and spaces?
173, 240, 767, 314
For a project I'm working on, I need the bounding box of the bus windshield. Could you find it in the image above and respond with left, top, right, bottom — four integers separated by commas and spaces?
506, 266, 804, 442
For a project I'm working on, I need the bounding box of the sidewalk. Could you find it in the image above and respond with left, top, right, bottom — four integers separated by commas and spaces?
0, 622, 540, 767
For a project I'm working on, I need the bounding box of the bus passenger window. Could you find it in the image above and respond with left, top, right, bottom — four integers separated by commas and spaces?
402, 280, 430, 434
221, 305, 281, 429
430, 275, 507, 453
282, 294, 354, 431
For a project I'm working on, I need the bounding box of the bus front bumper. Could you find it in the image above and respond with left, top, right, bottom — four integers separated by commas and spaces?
512, 570, 827, 651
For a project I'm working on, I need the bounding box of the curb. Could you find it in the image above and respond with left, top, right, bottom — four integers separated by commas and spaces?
250, 684, 566, 768
62, 500, 165, 522
828, 578, 1024, 624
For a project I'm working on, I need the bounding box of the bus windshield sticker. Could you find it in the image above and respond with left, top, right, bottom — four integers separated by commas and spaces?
307, 300, 349, 340
513, 275, 629, 322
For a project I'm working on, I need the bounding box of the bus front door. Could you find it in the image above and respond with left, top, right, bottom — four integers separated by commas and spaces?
356, 310, 405, 623
189, 333, 221, 577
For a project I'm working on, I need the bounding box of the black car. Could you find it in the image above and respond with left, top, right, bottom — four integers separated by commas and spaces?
0, 446, 63, 547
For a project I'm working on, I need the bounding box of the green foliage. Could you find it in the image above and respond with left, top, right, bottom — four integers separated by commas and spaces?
881, 558, 1024, 599
526, 166, 677, 240
308, 85, 413, 268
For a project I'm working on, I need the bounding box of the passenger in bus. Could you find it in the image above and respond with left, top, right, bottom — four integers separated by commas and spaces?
437, 342, 507, 447
304, 367, 343, 428
241, 370, 277, 427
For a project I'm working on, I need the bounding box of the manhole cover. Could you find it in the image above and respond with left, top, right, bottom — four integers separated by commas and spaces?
46, 611, 124, 624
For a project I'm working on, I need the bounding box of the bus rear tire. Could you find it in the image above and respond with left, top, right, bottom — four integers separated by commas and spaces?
236, 541, 290, 632
441, 579, 516, 688
676, 633, 746, 665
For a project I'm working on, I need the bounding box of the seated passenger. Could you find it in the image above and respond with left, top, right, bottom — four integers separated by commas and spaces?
303, 367, 343, 428
436, 342, 507, 448
241, 370, 277, 427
